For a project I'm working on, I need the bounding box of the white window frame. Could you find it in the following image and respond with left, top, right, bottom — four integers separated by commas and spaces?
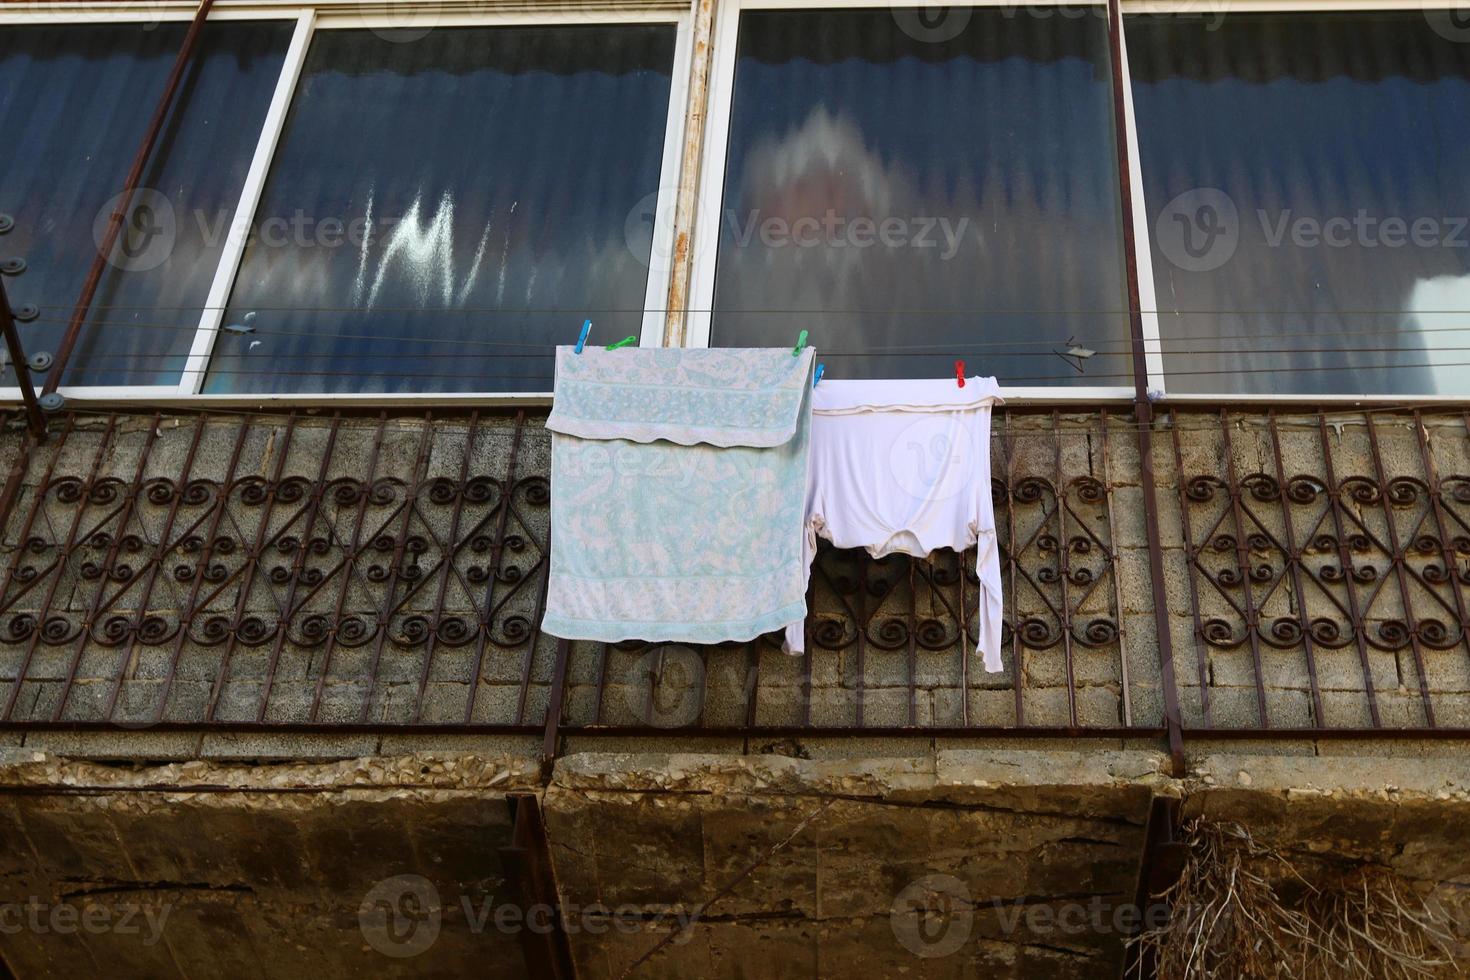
685, 0, 1144, 403
1123, 0, 1470, 404
0, 0, 693, 406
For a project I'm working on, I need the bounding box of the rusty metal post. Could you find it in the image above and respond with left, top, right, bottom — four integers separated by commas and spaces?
0, 276, 44, 440
44, 0, 216, 393
1106, 0, 1185, 773
499, 794, 576, 979
1121, 795, 1185, 980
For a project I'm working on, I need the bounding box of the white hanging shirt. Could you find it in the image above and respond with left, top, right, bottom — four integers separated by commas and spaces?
784, 377, 1005, 672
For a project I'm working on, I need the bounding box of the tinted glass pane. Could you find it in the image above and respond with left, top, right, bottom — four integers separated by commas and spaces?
709, 7, 1128, 385
1129, 12, 1470, 395
206, 25, 676, 394
0, 22, 292, 387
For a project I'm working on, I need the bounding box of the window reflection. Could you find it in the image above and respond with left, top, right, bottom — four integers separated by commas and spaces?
0, 23, 291, 387
709, 7, 1130, 386
208, 25, 676, 394
1129, 12, 1470, 395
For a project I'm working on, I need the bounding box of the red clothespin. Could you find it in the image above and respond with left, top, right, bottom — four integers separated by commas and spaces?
954, 360, 965, 388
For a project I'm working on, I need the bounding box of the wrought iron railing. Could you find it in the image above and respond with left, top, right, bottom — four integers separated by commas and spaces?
0, 407, 1466, 768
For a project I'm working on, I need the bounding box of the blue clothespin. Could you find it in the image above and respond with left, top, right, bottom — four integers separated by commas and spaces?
792, 329, 808, 356
606, 335, 637, 351
813, 363, 825, 388
575, 319, 592, 354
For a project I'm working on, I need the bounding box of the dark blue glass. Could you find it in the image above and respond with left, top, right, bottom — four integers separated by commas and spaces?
709, 7, 1129, 385
1129, 12, 1470, 395
0, 23, 292, 386
207, 25, 676, 394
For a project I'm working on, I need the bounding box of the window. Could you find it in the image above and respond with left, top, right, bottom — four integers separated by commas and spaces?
692, 4, 1131, 388
1129, 11, 1470, 396
204, 23, 681, 394
0, 21, 292, 387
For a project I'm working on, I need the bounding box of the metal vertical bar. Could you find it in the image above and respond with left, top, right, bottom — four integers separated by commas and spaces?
540, 637, 570, 779
1169, 413, 1212, 727
741, 641, 760, 730
1267, 411, 1324, 726
309, 412, 387, 722
906, 560, 918, 726
854, 550, 868, 728
498, 794, 576, 979
1218, 411, 1270, 727
2, 415, 113, 721
256, 413, 341, 722
1364, 412, 1435, 726
204, 414, 297, 723
1053, 411, 1078, 728
0, 277, 45, 439
0, 416, 72, 615
360, 413, 435, 724
465, 410, 525, 724
514, 463, 559, 728
1318, 412, 1381, 728
1108, 0, 1185, 772
1101, 409, 1132, 726
45, 0, 217, 393
100, 413, 209, 722
1004, 409, 1023, 726
1414, 412, 1470, 680
52, 412, 161, 721
411, 412, 479, 724
153, 418, 251, 725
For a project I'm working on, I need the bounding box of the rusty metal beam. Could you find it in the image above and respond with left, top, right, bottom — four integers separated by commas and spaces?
45, 0, 216, 393
1121, 795, 1185, 980
499, 794, 576, 980
0, 273, 45, 439
1106, 0, 1186, 774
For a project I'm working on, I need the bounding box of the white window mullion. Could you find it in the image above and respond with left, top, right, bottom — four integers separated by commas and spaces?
1114, 8, 1166, 398
177, 8, 315, 395
639, 14, 694, 348
683, 0, 741, 349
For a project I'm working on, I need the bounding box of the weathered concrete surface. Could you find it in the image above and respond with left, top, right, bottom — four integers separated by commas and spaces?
2, 748, 1470, 978
545, 749, 1170, 979
0, 751, 542, 979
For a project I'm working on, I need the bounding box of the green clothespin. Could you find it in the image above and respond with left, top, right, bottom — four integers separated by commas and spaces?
606, 336, 637, 351
792, 329, 808, 356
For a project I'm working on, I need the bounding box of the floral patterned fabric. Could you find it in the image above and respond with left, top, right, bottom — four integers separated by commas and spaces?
542, 346, 815, 644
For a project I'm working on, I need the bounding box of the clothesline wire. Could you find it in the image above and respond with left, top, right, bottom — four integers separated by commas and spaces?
25, 311, 1470, 358
28, 356, 1470, 384
49, 301, 1470, 315
31, 401, 1470, 440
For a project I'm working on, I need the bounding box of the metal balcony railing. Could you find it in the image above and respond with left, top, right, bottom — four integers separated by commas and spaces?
0, 407, 1467, 770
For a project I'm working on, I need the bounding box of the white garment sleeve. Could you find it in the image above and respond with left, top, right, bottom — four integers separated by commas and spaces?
972, 398, 1004, 672
974, 528, 1004, 673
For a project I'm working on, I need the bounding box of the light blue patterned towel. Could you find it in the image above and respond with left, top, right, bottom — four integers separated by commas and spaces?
542, 346, 815, 644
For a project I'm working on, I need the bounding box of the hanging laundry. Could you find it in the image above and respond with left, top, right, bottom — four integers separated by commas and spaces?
784, 377, 1005, 672
543, 346, 816, 644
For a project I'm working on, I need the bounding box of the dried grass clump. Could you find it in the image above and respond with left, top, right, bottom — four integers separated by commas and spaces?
1128, 821, 1462, 980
